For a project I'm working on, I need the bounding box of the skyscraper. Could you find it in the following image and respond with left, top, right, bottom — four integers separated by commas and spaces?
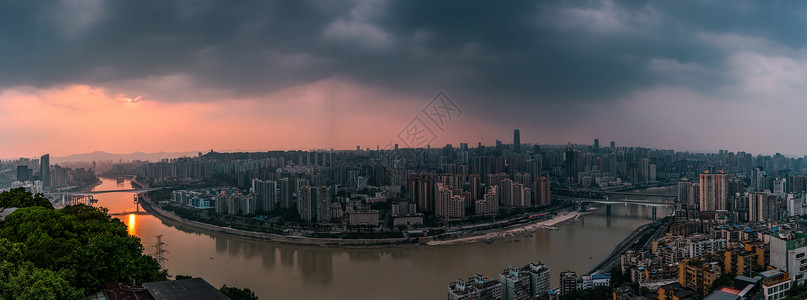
513, 129, 521, 154
40, 154, 50, 190
699, 171, 728, 212
564, 143, 579, 184
593, 139, 599, 152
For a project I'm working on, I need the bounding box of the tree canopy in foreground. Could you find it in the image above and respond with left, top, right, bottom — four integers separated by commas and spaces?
0, 188, 167, 299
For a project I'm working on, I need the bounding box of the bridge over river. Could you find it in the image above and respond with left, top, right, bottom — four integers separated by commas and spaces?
553, 189, 677, 220
46, 188, 163, 207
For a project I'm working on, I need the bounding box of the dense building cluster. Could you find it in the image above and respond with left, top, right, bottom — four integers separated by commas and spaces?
448, 262, 553, 300
1, 154, 98, 193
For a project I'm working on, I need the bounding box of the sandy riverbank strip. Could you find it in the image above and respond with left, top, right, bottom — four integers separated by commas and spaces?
425, 211, 588, 246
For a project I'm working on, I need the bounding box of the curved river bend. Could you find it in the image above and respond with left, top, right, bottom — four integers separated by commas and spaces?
93, 178, 672, 299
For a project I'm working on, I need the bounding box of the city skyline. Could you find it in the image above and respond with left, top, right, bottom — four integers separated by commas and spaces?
4, 1, 807, 157
6, 134, 807, 162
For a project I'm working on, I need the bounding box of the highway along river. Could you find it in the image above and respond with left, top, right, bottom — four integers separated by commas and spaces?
93, 177, 673, 299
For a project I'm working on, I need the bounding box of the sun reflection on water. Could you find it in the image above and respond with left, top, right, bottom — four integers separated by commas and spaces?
127, 213, 137, 236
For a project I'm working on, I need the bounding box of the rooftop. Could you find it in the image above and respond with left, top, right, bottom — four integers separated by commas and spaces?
758, 270, 783, 279
704, 290, 740, 300
142, 278, 230, 300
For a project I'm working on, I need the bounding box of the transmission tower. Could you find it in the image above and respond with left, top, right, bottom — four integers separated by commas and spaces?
153, 235, 169, 269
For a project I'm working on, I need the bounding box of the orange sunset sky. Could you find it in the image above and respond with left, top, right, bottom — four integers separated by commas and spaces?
3, 1, 807, 158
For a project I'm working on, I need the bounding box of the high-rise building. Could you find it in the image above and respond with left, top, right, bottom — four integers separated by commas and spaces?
678, 180, 691, 209
315, 186, 332, 222
699, 171, 728, 211
476, 187, 499, 215
513, 129, 521, 154
564, 143, 580, 184
500, 178, 514, 206
409, 173, 435, 212
278, 178, 292, 209
748, 192, 780, 222
789, 175, 807, 194
511, 183, 531, 207
40, 154, 50, 190
534, 177, 551, 206
297, 185, 331, 222
16, 165, 32, 182
513, 172, 531, 186
469, 174, 482, 200
773, 178, 786, 197
298, 186, 314, 222
252, 179, 277, 213
435, 183, 464, 219
752, 168, 767, 192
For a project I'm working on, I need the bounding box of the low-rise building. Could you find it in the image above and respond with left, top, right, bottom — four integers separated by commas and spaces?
393, 214, 424, 227
723, 249, 759, 277
678, 259, 722, 296
577, 273, 610, 290
349, 210, 379, 226
500, 266, 530, 300
526, 262, 551, 298
658, 282, 698, 300
688, 236, 728, 258
559, 271, 577, 296
759, 269, 791, 300
448, 274, 502, 300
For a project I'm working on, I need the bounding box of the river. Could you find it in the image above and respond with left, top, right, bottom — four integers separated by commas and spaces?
92, 178, 674, 299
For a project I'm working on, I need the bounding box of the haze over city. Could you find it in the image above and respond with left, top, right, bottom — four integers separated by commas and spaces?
3, 1, 807, 158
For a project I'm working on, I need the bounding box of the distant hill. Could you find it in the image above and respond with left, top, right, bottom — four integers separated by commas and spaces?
51, 151, 201, 163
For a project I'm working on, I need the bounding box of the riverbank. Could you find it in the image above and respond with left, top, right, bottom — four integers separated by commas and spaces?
137, 194, 422, 248
72, 179, 102, 193
426, 211, 589, 246
136, 191, 589, 248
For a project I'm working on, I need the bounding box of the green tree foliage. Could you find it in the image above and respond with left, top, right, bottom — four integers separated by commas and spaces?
0, 187, 53, 209
709, 273, 736, 294
609, 266, 631, 287
0, 200, 167, 298
220, 284, 259, 300
175, 274, 193, 280
0, 261, 83, 300
785, 281, 807, 300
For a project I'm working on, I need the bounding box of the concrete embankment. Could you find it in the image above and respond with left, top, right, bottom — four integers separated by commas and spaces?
425, 211, 588, 246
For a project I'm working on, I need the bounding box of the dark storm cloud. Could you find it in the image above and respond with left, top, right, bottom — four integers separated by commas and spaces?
1, 0, 805, 103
